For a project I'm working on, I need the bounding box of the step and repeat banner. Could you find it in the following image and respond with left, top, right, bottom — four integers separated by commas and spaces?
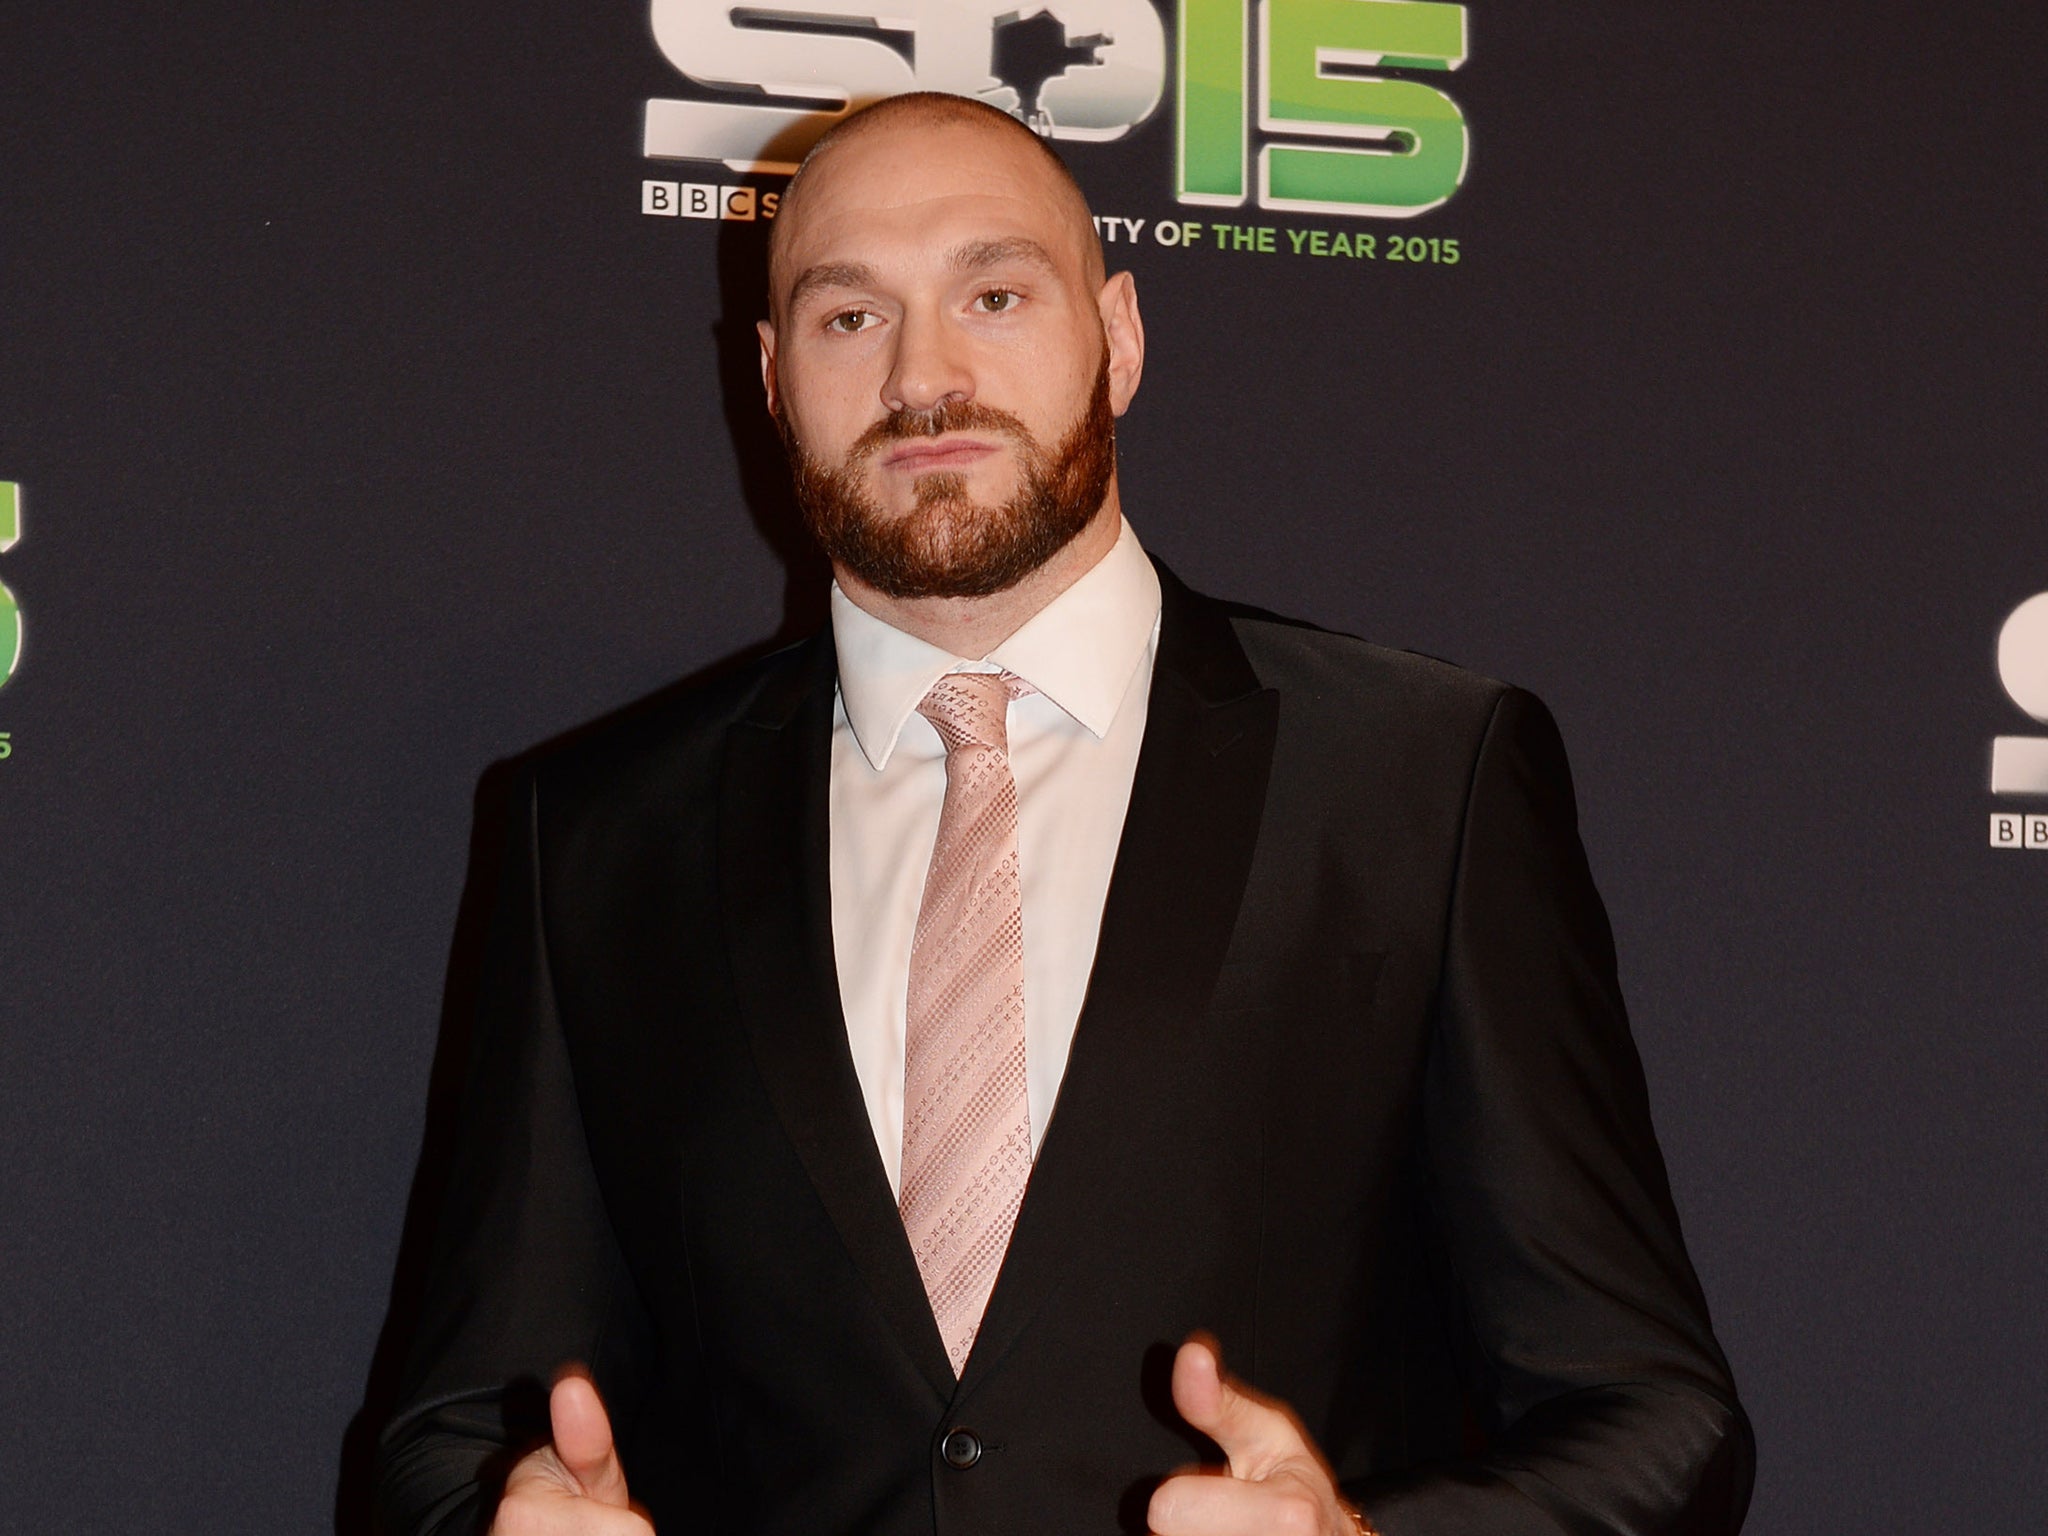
2, 1, 2041, 1529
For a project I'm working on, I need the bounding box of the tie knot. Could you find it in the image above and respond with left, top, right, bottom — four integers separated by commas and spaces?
917, 671, 1030, 755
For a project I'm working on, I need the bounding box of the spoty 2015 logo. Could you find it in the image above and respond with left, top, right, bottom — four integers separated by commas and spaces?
1986, 590, 2046, 852
643, 0, 1469, 219
0, 481, 21, 692
0, 480, 19, 762
1991, 591, 2048, 798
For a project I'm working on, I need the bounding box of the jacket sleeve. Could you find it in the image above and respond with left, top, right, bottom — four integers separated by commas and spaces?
1354, 687, 1755, 1536
376, 772, 655, 1536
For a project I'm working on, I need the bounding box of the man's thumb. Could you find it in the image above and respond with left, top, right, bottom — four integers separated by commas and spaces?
550, 1373, 631, 1505
1169, 1336, 1300, 1476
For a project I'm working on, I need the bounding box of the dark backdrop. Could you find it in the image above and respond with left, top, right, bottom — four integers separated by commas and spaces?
2, 2, 2043, 1530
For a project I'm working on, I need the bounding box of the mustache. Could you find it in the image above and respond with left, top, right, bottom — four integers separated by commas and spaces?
846, 399, 1035, 464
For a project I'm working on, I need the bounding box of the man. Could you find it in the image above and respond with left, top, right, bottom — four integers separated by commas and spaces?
379, 93, 1752, 1536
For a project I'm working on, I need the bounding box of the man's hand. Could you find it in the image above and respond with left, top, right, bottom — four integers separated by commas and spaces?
1148, 1337, 1372, 1536
490, 1373, 654, 1535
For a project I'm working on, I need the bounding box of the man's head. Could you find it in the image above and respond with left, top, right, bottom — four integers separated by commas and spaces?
758, 94, 1144, 603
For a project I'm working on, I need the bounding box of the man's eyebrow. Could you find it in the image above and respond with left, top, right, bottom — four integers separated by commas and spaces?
784, 240, 1059, 311
948, 237, 1060, 276
786, 261, 878, 312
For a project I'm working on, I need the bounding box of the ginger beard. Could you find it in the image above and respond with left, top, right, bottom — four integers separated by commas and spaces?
779, 354, 1116, 600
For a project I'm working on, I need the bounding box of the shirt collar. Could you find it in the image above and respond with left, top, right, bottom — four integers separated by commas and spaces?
830, 515, 1162, 771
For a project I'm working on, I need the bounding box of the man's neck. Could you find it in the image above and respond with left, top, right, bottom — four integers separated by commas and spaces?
832, 489, 1125, 659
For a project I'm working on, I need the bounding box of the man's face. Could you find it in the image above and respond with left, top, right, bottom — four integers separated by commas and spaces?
759, 116, 1142, 599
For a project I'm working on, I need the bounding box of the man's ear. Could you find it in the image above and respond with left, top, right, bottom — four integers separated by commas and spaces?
756, 318, 780, 417
1099, 271, 1144, 416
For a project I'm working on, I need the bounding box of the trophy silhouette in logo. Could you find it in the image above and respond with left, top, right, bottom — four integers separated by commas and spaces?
992, 10, 1111, 134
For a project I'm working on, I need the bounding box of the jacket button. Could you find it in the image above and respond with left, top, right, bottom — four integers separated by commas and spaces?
940, 1427, 983, 1469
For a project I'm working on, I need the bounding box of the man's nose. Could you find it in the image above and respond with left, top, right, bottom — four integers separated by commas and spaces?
882, 310, 974, 416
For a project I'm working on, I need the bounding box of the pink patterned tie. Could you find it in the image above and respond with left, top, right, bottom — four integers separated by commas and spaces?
900, 671, 1035, 1376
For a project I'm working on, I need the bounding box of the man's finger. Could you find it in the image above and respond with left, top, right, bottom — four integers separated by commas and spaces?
1149, 1467, 1332, 1536
492, 1461, 656, 1536
549, 1373, 631, 1506
1169, 1337, 1308, 1478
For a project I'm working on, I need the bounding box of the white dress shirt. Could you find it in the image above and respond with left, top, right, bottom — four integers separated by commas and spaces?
828, 517, 1163, 1197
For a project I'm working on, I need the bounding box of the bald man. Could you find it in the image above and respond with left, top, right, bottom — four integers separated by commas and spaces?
378, 95, 1752, 1536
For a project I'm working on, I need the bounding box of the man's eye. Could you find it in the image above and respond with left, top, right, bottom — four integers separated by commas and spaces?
975, 289, 1020, 314
827, 309, 875, 334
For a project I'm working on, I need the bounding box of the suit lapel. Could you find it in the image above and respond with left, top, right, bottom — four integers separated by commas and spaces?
958, 565, 1280, 1396
718, 631, 957, 1401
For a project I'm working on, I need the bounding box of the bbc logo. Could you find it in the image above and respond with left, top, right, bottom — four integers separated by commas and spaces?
641, 181, 779, 221
1989, 812, 2048, 849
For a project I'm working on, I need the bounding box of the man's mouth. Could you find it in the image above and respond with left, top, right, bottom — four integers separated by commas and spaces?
880, 435, 1002, 474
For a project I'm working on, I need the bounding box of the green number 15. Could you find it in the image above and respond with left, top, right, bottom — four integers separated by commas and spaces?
1179, 0, 1469, 217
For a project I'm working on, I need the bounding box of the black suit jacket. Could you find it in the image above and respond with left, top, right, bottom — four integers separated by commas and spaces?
378, 567, 1753, 1535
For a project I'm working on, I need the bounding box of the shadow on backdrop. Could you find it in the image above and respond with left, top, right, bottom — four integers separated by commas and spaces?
334, 198, 822, 1533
